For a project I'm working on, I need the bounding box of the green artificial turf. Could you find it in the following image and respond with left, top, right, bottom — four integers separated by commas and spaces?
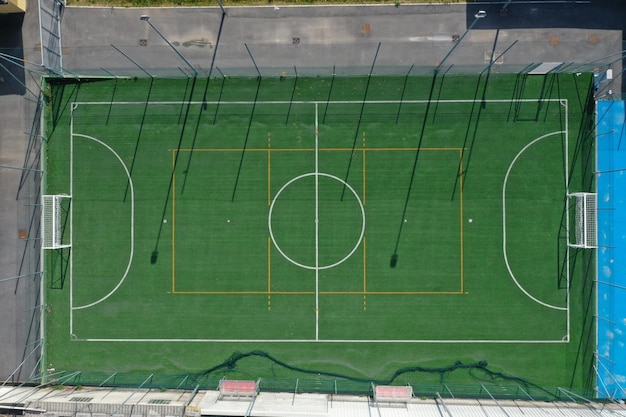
43, 72, 596, 396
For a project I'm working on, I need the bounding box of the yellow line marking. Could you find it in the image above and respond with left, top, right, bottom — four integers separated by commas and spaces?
363, 237, 367, 310
362, 132, 367, 205
173, 291, 316, 295
322, 291, 465, 295
172, 290, 465, 295
459, 149, 465, 293
363, 237, 367, 293
268, 236, 271, 293
170, 146, 469, 297
267, 133, 271, 206
362, 133, 367, 310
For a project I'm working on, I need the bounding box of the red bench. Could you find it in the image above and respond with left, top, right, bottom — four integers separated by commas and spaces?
374, 385, 413, 403
218, 379, 259, 400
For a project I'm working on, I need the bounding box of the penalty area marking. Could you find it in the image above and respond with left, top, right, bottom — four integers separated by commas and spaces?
502, 130, 567, 312
70, 132, 135, 312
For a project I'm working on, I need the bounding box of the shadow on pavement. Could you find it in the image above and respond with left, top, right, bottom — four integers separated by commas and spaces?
466, 0, 625, 31
0, 13, 25, 96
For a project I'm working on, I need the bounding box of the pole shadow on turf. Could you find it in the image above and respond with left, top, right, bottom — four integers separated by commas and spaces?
340, 43, 381, 202
103, 71, 119, 125
390, 72, 438, 268
285, 66, 298, 125
180, 8, 227, 195
430, 64, 453, 125
123, 77, 154, 203
151, 76, 199, 264
110, 44, 157, 204
231, 43, 262, 203
390, 13, 487, 267
152, 3, 227, 262
321, 66, 336, 125
449, 36, 519, 202
395, 64, 415, 124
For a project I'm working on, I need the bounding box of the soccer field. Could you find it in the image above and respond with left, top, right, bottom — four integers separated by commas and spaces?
43, 72, 596, 392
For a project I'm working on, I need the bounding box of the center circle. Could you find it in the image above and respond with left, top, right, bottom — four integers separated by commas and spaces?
268, 172, 365, 270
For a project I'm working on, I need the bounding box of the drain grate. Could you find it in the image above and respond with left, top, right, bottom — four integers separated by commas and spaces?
70, 397, 93, 403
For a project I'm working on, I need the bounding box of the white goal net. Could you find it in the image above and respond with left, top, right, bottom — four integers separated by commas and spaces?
42, 194, 71, 249
569, 192, 597, 249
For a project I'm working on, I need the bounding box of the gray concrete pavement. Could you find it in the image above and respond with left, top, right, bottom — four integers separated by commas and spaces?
0, 5, 44, 381
58, 4, 622, 76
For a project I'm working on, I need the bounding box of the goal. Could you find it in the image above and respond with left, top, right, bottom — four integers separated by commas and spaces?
569, 192, 597, 249
42, 194, 71, 250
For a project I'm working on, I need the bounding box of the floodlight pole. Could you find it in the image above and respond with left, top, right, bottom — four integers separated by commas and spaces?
111, 43, 153, 77
435, 11, 486, 74
140, 15, 198, 77
216, 0, 226, 15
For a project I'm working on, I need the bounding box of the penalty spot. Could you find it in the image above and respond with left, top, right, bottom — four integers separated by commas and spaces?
163, 219, 167, 223
468, 218, 473, 223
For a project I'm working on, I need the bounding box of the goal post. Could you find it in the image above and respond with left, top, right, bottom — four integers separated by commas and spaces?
568, 192, 597, 249
42, 194, 71, 250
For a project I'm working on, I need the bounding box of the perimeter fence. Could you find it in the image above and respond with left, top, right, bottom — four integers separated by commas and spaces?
0, 53, 47, 384
34, 40, 612, 399
58, 41, 621, 80
41, 370, 595, 402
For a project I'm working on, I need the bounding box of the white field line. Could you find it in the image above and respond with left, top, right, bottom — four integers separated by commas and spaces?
70, 131, 135, 311
68, 99, 569, 343
315, 102, 320, 341
267, 173, 364, 270
563, 99, 571, 342
502, 130, 567, 311
70, 104, 75, 335
78, 338, 569, 343
71, 99, 567, 106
